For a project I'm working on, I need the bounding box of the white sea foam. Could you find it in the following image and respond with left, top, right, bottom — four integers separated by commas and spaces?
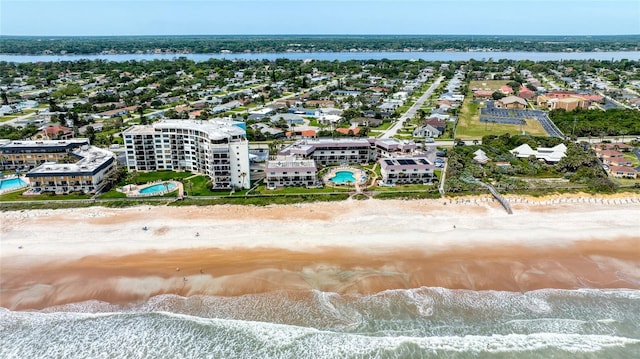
2, 287, 639, 358
1, 309, 639, 359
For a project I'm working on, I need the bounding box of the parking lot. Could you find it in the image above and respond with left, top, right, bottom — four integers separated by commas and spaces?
480, 101, 564, 138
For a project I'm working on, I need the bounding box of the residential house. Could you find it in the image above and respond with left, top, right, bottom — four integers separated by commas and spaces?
518, 86, 536, 100
318, 114, 342, 125
473, 90, 494, 99
270, 113, 305, 126
350, 117, 383, 128
424, 118, 447, 133
335, 127, 360, 136
35, 125, 74, 140
305, 100, 335, 108
412, 124, 441, 138
500, 85, 514, 95
251, 123, 285, 139
288, 107, 319, 117
608, 166, 638, 179
286, 129, 317, 139
598, 150, 632, 167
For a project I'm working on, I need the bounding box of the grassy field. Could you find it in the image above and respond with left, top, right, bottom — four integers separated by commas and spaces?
469, 80, 510, 91
455, 100, 548, 140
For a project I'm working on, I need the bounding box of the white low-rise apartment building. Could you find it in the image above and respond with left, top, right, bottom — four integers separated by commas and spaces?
379, 157, 436, 185
278, 138, 417, 167
0, 138, 90, 171
25, 145, 117, 194
278, 138, 375, 166
123, 119, 250, 189
265, 156, 318, 189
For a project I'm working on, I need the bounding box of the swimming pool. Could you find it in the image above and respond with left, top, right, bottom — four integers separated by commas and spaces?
139, 182, 177, 195
0, 177, 28, 191
330, 171, 356, 184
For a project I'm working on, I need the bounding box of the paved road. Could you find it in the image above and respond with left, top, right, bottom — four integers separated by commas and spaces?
539, 73, 561, 90
576, 136, 638, 144
2, 111, 38, 127
380, 76, 444, 139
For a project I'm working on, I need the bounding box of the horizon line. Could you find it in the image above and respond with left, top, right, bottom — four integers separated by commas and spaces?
2, 33, 639, 38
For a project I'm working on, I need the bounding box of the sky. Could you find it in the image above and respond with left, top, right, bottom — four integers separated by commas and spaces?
1, 0, 639, 36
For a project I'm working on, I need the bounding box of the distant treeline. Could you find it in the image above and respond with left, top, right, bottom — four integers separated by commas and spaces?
1, 35, 639, 55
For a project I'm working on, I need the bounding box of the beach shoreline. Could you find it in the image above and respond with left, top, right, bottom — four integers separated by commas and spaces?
1, 193, 639, 310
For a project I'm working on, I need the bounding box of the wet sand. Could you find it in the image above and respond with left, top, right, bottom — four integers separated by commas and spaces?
1, 194, 639, 310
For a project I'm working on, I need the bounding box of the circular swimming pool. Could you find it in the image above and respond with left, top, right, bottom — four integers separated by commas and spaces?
139, 182, 177, 195
330, 171, 356, 184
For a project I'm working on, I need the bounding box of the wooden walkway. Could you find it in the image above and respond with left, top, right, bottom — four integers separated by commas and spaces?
461, 177, 513, 214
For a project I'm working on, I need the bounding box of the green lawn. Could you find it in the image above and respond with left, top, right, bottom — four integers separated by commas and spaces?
254, 184, 351, 195
127, 170, 193, 185
171, 193, 350, 206
0, 190, 92, 202
98, 191, 127, 199
307, 118, 321, 127
181, 175, 251, 197
372, 121, 393, 130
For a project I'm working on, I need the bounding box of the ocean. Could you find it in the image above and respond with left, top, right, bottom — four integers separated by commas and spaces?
1, 287, 639, 358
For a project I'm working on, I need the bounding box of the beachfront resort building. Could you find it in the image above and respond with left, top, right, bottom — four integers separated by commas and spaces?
265, 156, 318, 189
0, 138, 90, 171
277, 138, 417, 167
378, 157, 436, 185
123, 119, 251, 189
25, 145, 117, 194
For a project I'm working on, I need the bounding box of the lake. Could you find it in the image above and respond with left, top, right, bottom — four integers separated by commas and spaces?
2, 51, 639, 63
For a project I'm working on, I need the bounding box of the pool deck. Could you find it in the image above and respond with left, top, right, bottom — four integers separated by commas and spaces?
323, 166, 367, 187
119, 180, 183, 198
0, 175, 30, 195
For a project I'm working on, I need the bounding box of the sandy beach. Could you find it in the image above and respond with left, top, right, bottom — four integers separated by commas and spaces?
1, 194, 639, 310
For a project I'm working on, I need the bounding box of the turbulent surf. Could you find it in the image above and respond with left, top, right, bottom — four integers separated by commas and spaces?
2, 287, 639, 358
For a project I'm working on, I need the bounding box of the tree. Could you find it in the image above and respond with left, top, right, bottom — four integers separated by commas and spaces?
491, 91, 506, 100
85, 125, 96, 144
0, 91, 8, 106
137, 104, 147, 124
